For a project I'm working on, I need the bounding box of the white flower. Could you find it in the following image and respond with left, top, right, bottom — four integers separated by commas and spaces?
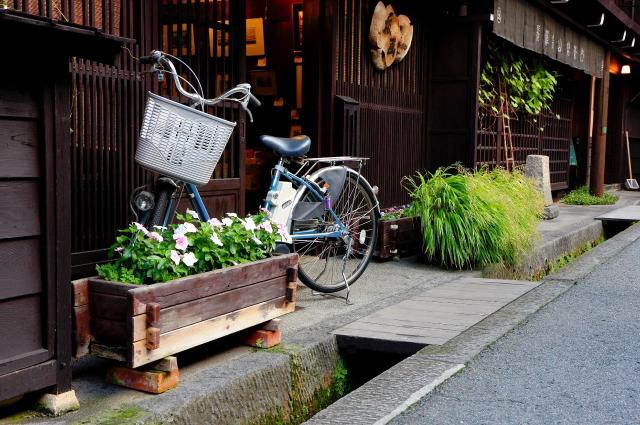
210, 232, 223, 247
175, 222, 198, 236
208, 218, 223, 229
153, 225, 168, 231
170, 250, 181, 265
244, 217, 257, 231
252, 235, 263, 245
186, 209, 200, 219
226, 212, 238, 217
222, 217, 233, 227
182, 252, 198, 267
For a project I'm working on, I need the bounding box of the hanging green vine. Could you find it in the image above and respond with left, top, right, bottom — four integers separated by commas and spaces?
479, 40, 559, 118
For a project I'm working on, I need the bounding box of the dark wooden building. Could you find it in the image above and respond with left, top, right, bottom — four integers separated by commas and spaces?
3, 0, 640, 404
0, 6, 123, 404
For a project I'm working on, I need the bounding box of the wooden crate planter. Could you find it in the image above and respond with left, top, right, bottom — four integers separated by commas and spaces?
375, 217, 421, 261
77, 254, 298, 368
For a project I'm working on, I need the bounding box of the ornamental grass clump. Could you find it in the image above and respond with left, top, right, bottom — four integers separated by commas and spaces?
403, 166, 543, 269
96, 210, 285, 284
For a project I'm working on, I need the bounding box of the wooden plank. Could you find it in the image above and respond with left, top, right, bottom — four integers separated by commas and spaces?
0, 181, 41, 240
0, 238, 42, 301
333, 277, 539, 349
0, 295, 43, 364
0, 119, 40, 177
359, 316, 468, 331
91, 317, 128, 346
595, 205, 640, 222
0, 348, 50, 377
89, 276, 138, 296
89, 292, 128, 320
133, 276, 289, 336
0, 83, 39, 118
129, 297, 295, 368
338, 321, 458, 340
0, 360, 56, 402
128, 254, 297, 312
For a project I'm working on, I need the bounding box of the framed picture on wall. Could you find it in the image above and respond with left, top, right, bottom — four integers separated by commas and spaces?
292, 3, 303, 52
249, 70, 278, 96
246, 18, 265, 56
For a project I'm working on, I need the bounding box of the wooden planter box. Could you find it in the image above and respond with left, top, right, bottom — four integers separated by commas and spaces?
74, 254, 298, 368
375, 217, 421, 261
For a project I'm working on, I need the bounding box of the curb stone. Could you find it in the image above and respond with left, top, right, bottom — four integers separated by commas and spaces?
304, 222, 640, 425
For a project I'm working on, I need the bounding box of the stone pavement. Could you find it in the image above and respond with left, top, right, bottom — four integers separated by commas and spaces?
391, 224, 640, 424
3, 191, 640, 424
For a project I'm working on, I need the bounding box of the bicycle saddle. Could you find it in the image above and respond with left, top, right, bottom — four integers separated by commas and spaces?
259, 135, 311, 158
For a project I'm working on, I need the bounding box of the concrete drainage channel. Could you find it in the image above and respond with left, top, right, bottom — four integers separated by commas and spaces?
5, 214, 638, 425
302, 221, 640, 425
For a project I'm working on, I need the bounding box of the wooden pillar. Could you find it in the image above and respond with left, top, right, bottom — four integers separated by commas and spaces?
590, 51, 611, 197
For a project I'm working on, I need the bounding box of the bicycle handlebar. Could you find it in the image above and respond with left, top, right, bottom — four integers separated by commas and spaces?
141, 50, 260, 121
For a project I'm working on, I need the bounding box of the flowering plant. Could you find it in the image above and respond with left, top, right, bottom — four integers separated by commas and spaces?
379, 204, 414, 222
96, 210, 286, 284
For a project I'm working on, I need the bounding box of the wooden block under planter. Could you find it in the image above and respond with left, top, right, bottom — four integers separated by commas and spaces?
375, 217, 421, 261
87, 253, 298, 368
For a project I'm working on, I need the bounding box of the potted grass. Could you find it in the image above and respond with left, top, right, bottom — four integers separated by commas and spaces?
403, 166, 543, 270
75, 210, 298, 368
375, 205, 420, 261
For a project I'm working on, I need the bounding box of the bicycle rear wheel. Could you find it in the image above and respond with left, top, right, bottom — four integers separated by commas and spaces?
291, 172, 378, 293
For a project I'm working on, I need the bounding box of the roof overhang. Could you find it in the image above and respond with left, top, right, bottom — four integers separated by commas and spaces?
0, 8, 131, 65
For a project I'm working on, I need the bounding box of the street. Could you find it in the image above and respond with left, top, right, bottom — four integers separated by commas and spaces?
391, 236, 640, 424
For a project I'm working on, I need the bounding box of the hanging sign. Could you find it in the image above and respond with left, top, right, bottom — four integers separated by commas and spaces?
493, 0, 605, 78
368, 2, 413, 71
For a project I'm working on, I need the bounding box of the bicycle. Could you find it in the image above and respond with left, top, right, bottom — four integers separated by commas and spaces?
131, 50, 380, 300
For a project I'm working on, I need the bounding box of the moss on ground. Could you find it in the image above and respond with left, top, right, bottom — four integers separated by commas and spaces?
531, 236, 604, 281
70, 407, 147, 425
249, 350, 350, 425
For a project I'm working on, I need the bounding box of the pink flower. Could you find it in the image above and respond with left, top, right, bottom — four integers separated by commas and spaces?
210, 232, 223, 247
115, 246, 124, 253
259, 221, 273, 233
148, 231, 163, 242
276, 223, 287, 238
134, 222, 149, 235
182, 252, 197, 267
170, 250, 181, 265
174, 234, 188, 251
208, 218, 223, 229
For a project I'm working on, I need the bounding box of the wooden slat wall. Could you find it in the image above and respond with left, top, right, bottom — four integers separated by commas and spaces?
333, 0, 427, 207
476, 95, 572, 190
69, 0, 246, 276
10, 0, 122, 35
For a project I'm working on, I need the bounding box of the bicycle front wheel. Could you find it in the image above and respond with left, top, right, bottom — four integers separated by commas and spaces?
291, 172, 379, 293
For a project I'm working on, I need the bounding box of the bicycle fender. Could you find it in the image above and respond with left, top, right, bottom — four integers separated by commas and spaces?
287, 166, 381, 228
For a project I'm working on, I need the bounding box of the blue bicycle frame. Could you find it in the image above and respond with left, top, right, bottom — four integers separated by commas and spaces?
159, 162, 347, 241
262, 161, 347, 241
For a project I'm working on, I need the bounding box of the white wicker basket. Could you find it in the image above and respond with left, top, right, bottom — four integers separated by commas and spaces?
136, 92, 236, 186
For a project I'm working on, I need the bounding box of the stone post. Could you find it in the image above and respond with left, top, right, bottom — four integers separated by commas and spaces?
524, 155, 559, 220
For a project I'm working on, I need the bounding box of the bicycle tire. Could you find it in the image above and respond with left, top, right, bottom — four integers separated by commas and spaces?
290, 171, 379, 293
148, 186, 172, 227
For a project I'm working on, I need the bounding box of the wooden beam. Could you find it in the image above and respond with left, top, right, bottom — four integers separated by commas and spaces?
591, 51, 611, 196
129, 297, 295, 368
